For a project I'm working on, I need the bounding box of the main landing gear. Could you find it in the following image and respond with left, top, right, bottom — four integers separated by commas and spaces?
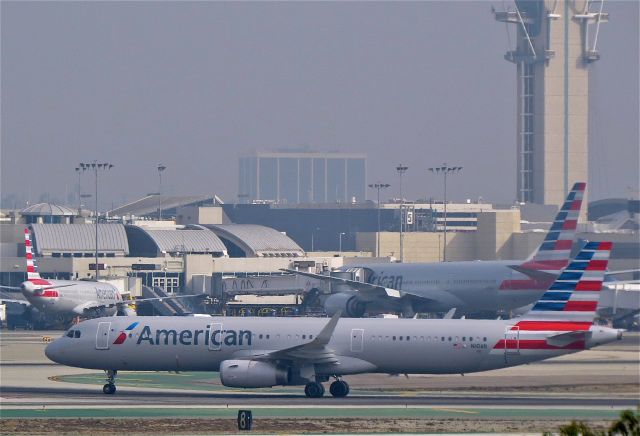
102, 369, 117, 395
329, 379, 349, 398
304, 378, 350, 398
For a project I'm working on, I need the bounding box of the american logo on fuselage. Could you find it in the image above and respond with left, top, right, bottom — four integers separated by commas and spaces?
136, 325, 253, 347
367, 272, 403, 289
96, 288, 118, 300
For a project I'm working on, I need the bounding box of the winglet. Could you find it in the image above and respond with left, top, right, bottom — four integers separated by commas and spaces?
311, 311, 342, 346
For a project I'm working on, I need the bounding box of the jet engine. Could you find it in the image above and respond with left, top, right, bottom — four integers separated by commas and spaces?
323, 292, 366, 318
219, 360, 290, 388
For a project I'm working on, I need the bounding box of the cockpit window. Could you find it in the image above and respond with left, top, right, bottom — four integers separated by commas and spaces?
66, 330, 81, 338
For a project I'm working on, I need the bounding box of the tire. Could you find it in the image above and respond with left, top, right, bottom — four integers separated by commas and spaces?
329, 380, 349, 398
304, 382, 324, 398
103, 383, 116, 395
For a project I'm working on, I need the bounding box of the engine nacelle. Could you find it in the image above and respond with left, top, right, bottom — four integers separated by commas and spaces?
220, 360, 290, 388
323, 292, 366, 318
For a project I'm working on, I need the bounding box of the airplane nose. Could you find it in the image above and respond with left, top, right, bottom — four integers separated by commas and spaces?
45, 339, 64, 364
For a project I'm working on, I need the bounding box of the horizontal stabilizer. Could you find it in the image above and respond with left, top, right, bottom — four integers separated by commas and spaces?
546, 330, 591, 347
508, 265, 557, 281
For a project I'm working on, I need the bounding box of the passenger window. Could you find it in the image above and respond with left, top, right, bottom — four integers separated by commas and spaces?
483, 337, 487, 342
309, 335, 313, 339
259, 334, 263, 339
469, 337, 473, 342
441, 336, 445, 342
392, 336, 396, 341
406, 336, 410, 341
462, 337, 466, 341
74, 330, 81, 338
399, 336, 403, 341
448, 337, 452, 342
302, 335, 306, 340
266, 334, 270, 339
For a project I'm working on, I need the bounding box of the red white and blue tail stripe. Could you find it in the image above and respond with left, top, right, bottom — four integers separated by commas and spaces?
493, 242, 611, 353
521, 182, 586, 273
25, 227, 42, 280
522, 241, 611, 324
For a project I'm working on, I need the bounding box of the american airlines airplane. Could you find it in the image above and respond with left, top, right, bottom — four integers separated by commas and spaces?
45, 241, 621, 398
285, 182, 587, 317
0, 228, 199, 321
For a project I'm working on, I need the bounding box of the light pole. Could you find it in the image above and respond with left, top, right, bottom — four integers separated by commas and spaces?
396, 164, 408, 262
311, 227, 320, 251
368, 182, 390, 257
338, 232, 346, 254
428, 164, 462, 262
78, 161, 114, 280
157, 164, 166, 220
75, 167, 82, 217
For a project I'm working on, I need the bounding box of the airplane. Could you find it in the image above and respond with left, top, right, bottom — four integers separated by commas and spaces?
45, 241, 621, 398
284, 182, 588, 317
0, 228, 201, 322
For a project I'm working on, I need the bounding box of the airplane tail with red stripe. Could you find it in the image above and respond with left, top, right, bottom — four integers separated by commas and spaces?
520, 182, 586, 273
521, 241, 611, 325
24, 227, 42, 280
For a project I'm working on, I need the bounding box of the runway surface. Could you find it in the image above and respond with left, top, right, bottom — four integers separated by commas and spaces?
2, 329, 639, 417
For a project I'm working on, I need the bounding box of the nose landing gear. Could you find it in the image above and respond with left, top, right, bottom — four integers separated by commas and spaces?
102, 369, 117, 394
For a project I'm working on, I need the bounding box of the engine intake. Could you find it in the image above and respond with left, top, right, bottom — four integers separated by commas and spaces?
220, 360, 290, 388
324, 292, 366, 318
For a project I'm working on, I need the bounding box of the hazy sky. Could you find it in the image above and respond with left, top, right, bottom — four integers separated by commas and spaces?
1, 1, 638, 211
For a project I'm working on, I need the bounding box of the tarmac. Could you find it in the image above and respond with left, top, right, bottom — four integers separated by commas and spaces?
0, 329, 639, 434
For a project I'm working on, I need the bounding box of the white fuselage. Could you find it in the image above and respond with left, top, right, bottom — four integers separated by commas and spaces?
345, 261, 554, 313
45, 316, 618, 379
23, 279, 120, 317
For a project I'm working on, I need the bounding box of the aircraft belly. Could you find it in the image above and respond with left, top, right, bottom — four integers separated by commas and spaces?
93, 344, 226, 371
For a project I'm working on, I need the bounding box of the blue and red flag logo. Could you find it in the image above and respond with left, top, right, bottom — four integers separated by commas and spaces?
113, 322, 139, 345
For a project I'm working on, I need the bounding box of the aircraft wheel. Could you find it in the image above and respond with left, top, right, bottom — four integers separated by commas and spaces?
304, 381, 325, 398
103, 383, 116, 395
329, 380, 349, 398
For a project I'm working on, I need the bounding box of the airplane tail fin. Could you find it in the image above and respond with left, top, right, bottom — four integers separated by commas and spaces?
521, 182, 586, 273
24, 227, 42, 280
519, 241, 611, 327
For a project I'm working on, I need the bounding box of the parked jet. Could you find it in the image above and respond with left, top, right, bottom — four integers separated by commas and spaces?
0, 228, 199, 321
45, 241, 620, 398
285, 182, 587, 317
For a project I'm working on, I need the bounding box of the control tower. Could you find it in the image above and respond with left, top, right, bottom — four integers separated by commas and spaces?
494, 0, 607, 211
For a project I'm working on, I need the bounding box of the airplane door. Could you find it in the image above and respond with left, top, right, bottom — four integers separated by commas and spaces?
350, 328, 364, 352
504, 325, 520, 361
208, 323, 223, 351
96, 322, 111, 350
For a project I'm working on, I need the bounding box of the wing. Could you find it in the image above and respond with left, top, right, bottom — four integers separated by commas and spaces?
281, 268, 401, 302
0, 285, 22, 291
0, 297, 31, 307
234, 312, 342, 365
